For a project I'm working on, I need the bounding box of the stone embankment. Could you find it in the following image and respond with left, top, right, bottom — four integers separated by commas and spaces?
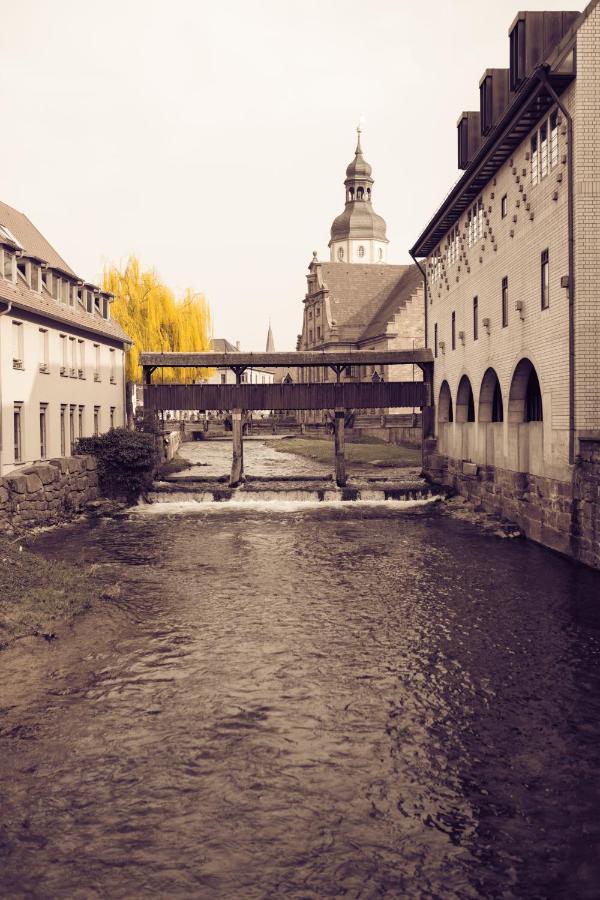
0, 456, 99, 534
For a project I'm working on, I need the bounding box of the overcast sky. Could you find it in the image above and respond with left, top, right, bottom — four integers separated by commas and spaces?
1, 0, 581, 351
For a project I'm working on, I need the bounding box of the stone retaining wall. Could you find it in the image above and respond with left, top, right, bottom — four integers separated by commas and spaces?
424, 437, 600, 570
0, 456, 99, 534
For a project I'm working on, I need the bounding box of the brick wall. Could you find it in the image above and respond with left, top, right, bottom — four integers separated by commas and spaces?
0, 456, 99, 534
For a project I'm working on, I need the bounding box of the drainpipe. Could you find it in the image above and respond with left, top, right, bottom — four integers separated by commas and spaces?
536, 66, 575, 464
0, 301, 13, 474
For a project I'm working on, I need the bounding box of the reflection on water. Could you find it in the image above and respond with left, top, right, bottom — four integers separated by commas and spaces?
2, 502, 600, 899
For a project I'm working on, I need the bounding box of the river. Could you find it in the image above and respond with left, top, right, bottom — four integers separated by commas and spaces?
1, 440, 600, 899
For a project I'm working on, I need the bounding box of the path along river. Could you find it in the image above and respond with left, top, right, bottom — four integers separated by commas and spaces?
2, 440, 600, 899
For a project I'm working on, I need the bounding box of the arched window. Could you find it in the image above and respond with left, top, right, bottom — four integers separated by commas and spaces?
367, 188, 371, 200
456, 375, 475, 423
358, 245, 365, 258
357, 187, 364, 200
526, 368, 543, 421
508, 358, 543, 424
479, 368, 503, 423
349, 188, 354, 201
438, 380, 453, 423
337, 247, 344, 261
378, 248, 383, 260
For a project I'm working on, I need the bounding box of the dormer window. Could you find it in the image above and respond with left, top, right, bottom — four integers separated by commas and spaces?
509, 17, 526, 92
17, 259, 28, 285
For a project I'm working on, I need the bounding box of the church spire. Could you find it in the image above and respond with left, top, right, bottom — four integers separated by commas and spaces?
266, 320, 275, 353
328, 126, 389, 264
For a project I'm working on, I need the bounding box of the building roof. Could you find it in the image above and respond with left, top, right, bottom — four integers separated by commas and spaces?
410, 2, 600, 257
0, 200, 76, 276
0, 276, 131, 345
0, 198, 130, 344
211, 337, 239, 353
314, 263, 419, 342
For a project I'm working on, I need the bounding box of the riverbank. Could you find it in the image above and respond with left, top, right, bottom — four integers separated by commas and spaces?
266, 435, 421, 468
0, 535, 99, 648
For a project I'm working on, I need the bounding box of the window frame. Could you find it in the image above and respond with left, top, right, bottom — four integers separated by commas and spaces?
501, 276, 509, 328
541, 248, 549, 310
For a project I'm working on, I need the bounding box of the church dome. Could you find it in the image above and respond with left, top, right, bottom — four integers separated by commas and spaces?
346, 148, 372, 179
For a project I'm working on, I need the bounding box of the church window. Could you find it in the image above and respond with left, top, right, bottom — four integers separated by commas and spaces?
337, 247, 344, 261
358, 246, 365, 258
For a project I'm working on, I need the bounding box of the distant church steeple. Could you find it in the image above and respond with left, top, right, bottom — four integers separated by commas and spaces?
266, 320, 275, 353
329, 125, 389, 265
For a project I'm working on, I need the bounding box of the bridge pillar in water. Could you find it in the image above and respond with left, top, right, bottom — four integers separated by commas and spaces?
230, 411, 244, 487
334, 410, 347, 488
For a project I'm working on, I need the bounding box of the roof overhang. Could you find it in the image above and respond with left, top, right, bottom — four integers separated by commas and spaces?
141, 349, 433, 369
410, 64, 575, 258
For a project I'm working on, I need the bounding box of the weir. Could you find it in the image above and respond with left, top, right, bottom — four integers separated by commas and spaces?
141, 350, 434, 488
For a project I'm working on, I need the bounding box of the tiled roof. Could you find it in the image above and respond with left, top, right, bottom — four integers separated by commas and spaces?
360, 265, 423, 341
316, 263, 413, 341
0, 200, 76, 276
0, 278, 131, 345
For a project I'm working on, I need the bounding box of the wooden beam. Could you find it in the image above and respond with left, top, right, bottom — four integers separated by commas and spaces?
334, 410, 346, 487
230, 411, 244, 487
140, 349, 433, 369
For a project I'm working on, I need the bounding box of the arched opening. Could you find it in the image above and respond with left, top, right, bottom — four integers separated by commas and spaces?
378, 248, 383, 260
357, 187, 364, 200
478, 368, 504, 465
437, 380, 453, 456
337, 247, 344, 261
367, 188, 371, 200
508, 358, 544, 474
349, 187, 354, 201
456, 375, 475, 460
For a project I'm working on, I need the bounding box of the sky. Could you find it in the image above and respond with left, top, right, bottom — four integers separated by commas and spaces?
0, 0, 582, 352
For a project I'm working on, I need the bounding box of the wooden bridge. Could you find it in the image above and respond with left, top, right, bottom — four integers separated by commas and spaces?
141, 350, 434, 487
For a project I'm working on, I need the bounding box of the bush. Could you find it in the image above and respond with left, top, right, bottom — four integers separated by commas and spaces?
77, 428, 158, 503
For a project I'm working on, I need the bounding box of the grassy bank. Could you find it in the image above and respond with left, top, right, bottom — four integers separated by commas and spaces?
0, 537, 95, 648
267, 436, 421, 468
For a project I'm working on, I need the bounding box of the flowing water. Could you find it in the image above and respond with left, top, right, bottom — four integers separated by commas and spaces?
2, 442, 600, 899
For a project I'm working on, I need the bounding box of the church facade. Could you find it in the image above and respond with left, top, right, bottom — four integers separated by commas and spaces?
296, 131, 424, 398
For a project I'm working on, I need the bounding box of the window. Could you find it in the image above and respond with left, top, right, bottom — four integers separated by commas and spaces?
430, 249, 442, 282
70, 337, 77, 375
540, 120, 548, 179
378, 248, 383, 260
509, 17, 526, 92
14, 404, 22, 463
94, 344, 101, 380
541, 249, 549, 310
60, 334, 68, 374
2, 250, 14, 282
78, 405, 84, 439
501, 194, 508, 218
78, 339, 85, 377
39, 328, 49, 372
473, 297, 478, 340
502, 277, 509, 327
220, 372, 226, 384
550, 111, 559, 168
110, 407, 116, 429
316, 326, 321, 340
12, 321, 23, 368
531, 134, 539, 186
40, 404, 48, 459
434, 322, 438, 358
358, 245, 365, 258
308, 330, 313, 344
60, 405, 67, 456
109, 348, 116, 383
69, 405, 76, 452
480, 75, 493, 135
446, 226, 459, 265
337, 247, 344, 261
451, 311, 456, 350
93, 406, 100, 436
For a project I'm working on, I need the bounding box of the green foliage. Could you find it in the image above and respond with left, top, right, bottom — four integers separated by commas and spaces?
77, 428, 157, 502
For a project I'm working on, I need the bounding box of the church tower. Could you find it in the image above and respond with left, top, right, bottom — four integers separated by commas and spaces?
329, 127, 389, 264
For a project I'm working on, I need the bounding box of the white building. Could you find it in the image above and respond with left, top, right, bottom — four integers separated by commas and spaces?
207, 337, 275, 386
0, 200, 131, 476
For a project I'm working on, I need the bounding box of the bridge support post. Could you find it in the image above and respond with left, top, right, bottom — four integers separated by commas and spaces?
334, 409, 347, 488
230, 411, 244, 487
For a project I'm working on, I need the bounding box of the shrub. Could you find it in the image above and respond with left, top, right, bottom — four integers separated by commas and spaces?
77, 428, 157, 503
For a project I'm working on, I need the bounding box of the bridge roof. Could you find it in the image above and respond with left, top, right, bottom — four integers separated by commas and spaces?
141, 349, 433, 369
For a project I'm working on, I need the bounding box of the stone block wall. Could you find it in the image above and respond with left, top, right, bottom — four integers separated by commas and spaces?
0, 456, 99, 534
424, 437, 600, 570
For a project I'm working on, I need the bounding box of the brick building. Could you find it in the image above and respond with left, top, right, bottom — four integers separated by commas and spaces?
411, 3, 600, 566
297, 131, 424, 418
0, 200, 130, 476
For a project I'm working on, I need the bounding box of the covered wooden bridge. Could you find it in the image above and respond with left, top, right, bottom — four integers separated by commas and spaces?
141, 350, 434, 487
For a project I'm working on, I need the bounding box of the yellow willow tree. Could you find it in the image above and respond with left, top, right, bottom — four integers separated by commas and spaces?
103, 257, 213, 422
